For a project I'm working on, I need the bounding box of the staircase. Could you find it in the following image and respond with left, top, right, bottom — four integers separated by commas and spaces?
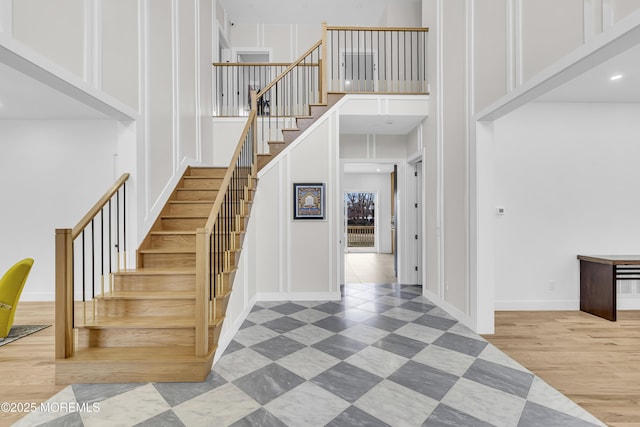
55, 33, 351, 384
55, 166, 253, 383
257, 93, 344, 170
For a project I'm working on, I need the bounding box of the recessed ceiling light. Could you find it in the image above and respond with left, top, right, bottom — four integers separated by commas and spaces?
610, 74, 623, 81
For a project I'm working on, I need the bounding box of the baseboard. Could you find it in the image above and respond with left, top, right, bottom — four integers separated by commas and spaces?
257, 291, 342, 302
494, 300, 579, 311
213, 293, 257, 364
20, 292, 55, 302
617, 298, 640, 310
422, 288, 474, 331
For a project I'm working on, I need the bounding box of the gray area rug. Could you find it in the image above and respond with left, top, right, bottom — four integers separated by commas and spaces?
0, 325, 49, 347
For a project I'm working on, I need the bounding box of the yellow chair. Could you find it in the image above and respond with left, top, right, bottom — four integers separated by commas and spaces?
0, 258, 34, 339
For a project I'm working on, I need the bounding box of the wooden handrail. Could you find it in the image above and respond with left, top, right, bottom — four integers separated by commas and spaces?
213, 62, 291, 67
204, 108, 257, 231
71, 173, 130, 238
213, 62, 319, 67
327, 25, 429, 32
257, 40, 323, 99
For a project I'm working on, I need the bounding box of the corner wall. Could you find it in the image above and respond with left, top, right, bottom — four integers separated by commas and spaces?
254, 114, 341, 300
0, 120, 119, 300
491, 102, 640, 309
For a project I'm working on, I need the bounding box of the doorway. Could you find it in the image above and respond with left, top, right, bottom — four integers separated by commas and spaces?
342, 163, 398, 285
340, 51, 378, 92
345, 192, 376, 252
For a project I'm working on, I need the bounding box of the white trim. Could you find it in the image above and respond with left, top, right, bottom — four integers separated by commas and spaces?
140, 157, 203, 241
514, 0, 523, 87
213, 293, 257, 364
257, 292, 342, 301
602, 0, 614, 30
19, 292, 55, 302
495, 300, 579, 311
332, 111, 341, 292
435, 0, 445, 300
172, 0, 179, 172
618, 298, 640, 310
194, 0, 202, 163
282, 159, 288, 294
506, 0, 515, 91
0, 0, 12, 35
0, 33, 137, 120
475, 11, 640, 122
141, 0, 151, 220
86, 0, 102, 90
465, 0, 472, 316
423, 287, 475, 332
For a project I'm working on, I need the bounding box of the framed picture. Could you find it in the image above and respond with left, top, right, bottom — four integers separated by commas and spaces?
293, 183, 325, 220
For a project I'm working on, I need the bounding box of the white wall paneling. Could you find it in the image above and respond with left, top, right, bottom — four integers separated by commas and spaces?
1, 0, 12, 35
0, 120, 119, 301
491, 103, 640, 311
12, 0, 86, 78
101, 0, 139, 111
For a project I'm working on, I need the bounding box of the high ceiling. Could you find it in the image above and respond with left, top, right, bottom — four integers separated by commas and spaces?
536, 42, 640, 103
218, 0, 420, 26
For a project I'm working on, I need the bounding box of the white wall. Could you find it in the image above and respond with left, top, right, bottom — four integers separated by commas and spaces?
422, 0, 640, 333
0, 120, 119, 300
340, 132, 419, 284
343, 172, 392, 253
12, 0, 85, 79
255, 113, 341, 300
228, 23, 321, 62
492, 102, 640, 309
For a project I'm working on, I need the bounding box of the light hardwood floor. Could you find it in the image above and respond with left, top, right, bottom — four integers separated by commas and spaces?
2, 303, 640, 426
0, 302, 63, 427
484, 310, 640, 427
344, 253, 397, 284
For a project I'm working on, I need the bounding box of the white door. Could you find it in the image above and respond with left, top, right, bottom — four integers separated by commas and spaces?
340, 50, 378, 92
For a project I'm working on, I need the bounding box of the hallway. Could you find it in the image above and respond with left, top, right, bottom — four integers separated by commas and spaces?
345, 253, 397, 284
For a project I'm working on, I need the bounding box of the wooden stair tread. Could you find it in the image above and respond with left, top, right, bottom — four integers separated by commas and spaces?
60, 346, 214, 362
80, 315, 225, 329
139, 248, 195, 254
96, 290, 196, 299
161, 214, 208, 219
169, 201, 214, 204
81, 316, 196, 328
114, 267, 195, 275
150, 230, 197, 235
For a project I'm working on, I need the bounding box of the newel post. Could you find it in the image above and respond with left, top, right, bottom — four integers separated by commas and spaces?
55, 228, 74, 359
321, 21, 328, 104
195, 228, 210, 357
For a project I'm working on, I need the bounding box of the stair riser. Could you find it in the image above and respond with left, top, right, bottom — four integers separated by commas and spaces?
168, 203, 213, 216
113, 274, 195, 292
140, 253, 195, 268
56, 358, 213, 384
95, 299, 195, 317
176, 190, 218, 201
76, 326, 219, 348
150, 234, 196, 250
212, 293, 231, 319
181, 178, 223, 189
310, 105, 330, 117
282, 130, 300, 143
189, 168, 227, 178
160, 217, 207, 231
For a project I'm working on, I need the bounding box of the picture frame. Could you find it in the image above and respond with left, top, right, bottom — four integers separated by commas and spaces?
293, 183, 325, 220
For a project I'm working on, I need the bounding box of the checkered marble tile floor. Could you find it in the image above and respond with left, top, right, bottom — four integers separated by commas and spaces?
17, 284, 605, 427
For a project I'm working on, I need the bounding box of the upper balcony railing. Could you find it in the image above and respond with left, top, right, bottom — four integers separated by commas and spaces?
213, 23, 428, 118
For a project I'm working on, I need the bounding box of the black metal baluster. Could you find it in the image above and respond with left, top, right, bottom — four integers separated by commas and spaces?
91, 219, 95, 300
108, 200, 112, 276
82, 230, 86, 303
